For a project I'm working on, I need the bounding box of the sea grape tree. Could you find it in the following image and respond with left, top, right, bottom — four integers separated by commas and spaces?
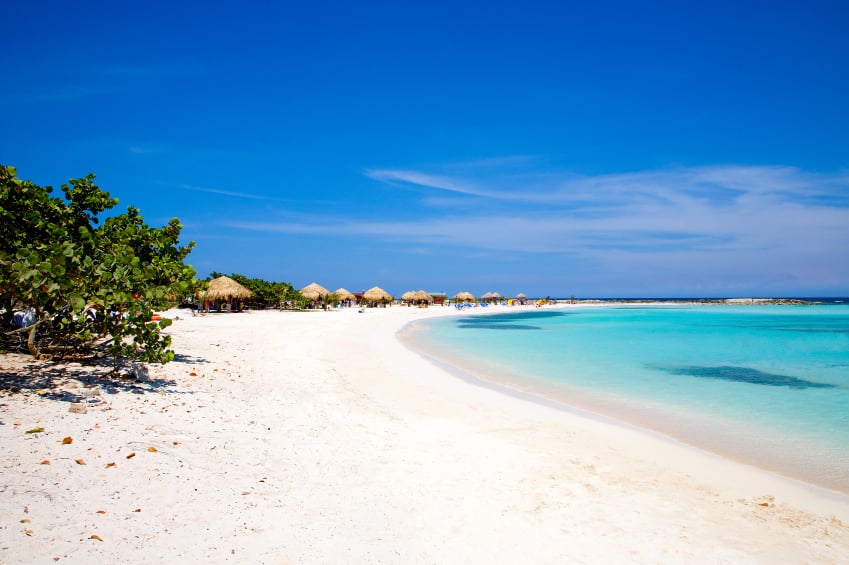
225, 273, 302, 309
0, 165, 198, 363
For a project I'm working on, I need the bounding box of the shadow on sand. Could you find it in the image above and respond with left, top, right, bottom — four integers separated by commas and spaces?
0, 351, 210, 403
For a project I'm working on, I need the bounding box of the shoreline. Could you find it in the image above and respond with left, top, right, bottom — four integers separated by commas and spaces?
399, 305, 849, 507
3, 306, 849, 562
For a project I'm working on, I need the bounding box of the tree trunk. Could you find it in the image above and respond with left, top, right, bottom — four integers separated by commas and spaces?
27, 325, 41, 359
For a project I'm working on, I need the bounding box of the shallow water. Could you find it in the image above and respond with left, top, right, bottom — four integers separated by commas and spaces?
407, 304, 849, 494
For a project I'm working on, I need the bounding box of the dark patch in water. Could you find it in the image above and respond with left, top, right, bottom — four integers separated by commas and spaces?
456, 310, 567, 330
456, 323, 541, 331
655, 365, 836, 389
458, 310, 566, 326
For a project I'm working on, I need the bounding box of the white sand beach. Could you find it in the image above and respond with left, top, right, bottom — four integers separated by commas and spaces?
3, 306, 849, 563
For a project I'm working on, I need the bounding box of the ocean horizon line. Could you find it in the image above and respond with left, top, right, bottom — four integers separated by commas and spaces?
465, 296, 848, 304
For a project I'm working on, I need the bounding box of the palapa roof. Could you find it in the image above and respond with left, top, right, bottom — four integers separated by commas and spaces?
516, 293, 527, 298
413, 290, 433, 301
200, 276, 252, 301
453, 291, 475, 301
333, 288, 355, 301
400, 290, 432, 302
300, 282, 330, 300
363, 286, 392, 301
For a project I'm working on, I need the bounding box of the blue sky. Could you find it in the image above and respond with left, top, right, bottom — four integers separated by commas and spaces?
3, 1, 848, 298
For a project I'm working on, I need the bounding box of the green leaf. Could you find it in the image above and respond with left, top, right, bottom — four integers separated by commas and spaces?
69, 292, 86, 312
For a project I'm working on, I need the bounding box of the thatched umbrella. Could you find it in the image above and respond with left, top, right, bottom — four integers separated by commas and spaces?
200, 276, 252, 302
333, 288, 355, 301
516, 293, 527, 299
413, 290, 433, 302
300, 282, 330, 301
363, 286, 392, 301
400, 291, 417, 303
453, 291, 475, 302
197, 276, 252, 312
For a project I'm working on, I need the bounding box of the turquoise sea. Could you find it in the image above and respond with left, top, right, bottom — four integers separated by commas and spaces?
405, 303, 849, 494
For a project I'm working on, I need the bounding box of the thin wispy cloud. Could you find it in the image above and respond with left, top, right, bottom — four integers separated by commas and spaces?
455, 155, 543, 169
369, 163, 849, 210
178, 183, 291, 202
365, 169, 493, 197
228, 165, 849, 275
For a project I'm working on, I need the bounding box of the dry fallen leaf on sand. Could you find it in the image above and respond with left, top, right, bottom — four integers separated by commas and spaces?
133, 508, 141, 512
20, 519, 30, 523
105, 462, 116, 468
126, 452, 136, 459
25, 529, 34, 536
25, 427, 45, 434
75, 459, 86, 465
89, 534, 103, 541
96, 510, 106, 514
62, 436, 73, 444
147, 446, 157, 452
40, 460, 50, 465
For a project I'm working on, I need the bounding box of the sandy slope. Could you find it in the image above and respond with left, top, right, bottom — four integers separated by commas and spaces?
2, 306, 849, 563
